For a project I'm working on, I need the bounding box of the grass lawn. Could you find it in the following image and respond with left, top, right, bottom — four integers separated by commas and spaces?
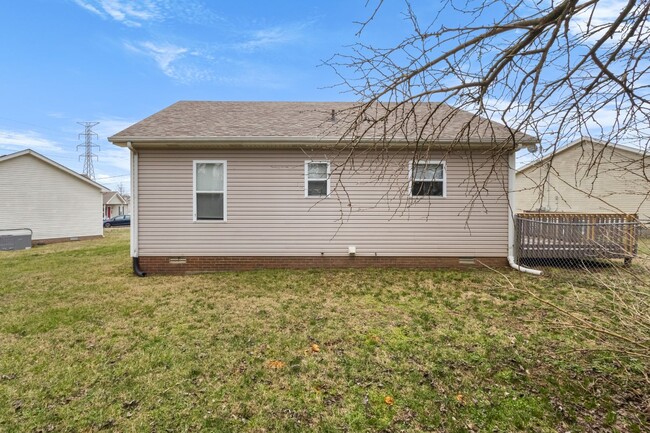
1, 229, 648, 432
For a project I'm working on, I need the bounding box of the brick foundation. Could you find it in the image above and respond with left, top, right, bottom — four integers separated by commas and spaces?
138, 255, 508, 274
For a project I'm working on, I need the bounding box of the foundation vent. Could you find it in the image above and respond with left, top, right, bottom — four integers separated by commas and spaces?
169, 257, 187, 265
458, 257, 475, 265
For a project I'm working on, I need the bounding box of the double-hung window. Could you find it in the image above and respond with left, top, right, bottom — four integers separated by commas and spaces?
410, 161, 446, 197
194, 161, 227, 221
305, 161, 330, 197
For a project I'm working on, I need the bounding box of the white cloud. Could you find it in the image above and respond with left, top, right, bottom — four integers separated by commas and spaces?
95, 147, 131, 192
125, 41, 212, 82
73, 0, 103, 16
99, 148, 131, 172
570, 0, 630, 43
72, 0, 221, 26
139, 41, 187, 75
72, 0, 159, 27
152, 0, 222, 25
103, 0, 157, 20
93, 118, 136, 139
237, 23, 310, 51
0, 129, 63, 153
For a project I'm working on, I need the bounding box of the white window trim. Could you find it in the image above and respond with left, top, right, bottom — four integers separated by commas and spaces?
304, 160, 331, 198
409, 160, 447, 198
193, 160, 227, 222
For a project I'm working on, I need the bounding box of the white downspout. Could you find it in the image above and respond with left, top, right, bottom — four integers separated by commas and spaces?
127, 141, 138, 258
508, 150, 543, 275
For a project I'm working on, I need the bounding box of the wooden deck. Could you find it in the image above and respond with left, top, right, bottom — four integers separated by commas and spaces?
516, 213, 639, 261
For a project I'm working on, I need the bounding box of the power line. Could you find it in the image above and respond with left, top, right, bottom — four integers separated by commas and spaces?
97, 173, 130, 179
77, 121, 100, 180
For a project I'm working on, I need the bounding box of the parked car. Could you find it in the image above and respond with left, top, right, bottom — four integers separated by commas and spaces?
103, 215, 130, 228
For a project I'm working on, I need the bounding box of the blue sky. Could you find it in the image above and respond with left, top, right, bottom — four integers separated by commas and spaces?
0, 1, 631, 192
1, 0, 421, 191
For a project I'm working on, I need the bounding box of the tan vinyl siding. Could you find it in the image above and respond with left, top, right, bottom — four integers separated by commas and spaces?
516, 144, 650, 221
137, 148, 509, 257
0, 155, 103, 240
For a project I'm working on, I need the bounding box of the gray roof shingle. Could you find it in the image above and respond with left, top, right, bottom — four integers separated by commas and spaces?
109, 101, 536, 145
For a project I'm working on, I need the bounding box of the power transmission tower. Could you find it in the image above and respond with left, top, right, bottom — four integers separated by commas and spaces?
77, 122, 100, 180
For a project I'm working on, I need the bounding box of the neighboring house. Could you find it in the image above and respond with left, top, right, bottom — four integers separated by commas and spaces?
123, 195, 130, 215
0, 149, 108, 244
103, 191, 128, 219
516, 138, 650, 221
108, 101, 537, 274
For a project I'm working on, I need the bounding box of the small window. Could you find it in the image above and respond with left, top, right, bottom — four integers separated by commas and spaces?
411, 161, 445, 197
305, 161, 330, 197
194, 161, 227, 221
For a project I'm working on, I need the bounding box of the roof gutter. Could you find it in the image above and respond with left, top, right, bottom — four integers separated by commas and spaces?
109, 135, 537, 151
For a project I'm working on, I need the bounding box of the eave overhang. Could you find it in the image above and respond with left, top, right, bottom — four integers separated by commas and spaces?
109, 135, 538, 151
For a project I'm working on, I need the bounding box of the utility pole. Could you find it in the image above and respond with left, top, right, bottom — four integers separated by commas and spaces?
77, 122, 100, 180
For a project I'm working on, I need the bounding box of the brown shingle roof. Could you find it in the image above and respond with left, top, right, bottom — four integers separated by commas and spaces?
108, 101, 536, 145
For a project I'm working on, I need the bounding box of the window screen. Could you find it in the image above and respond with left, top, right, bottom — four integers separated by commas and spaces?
306, 162, 329, 197
411, 162, 444, 196
195, 162, 226, 220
